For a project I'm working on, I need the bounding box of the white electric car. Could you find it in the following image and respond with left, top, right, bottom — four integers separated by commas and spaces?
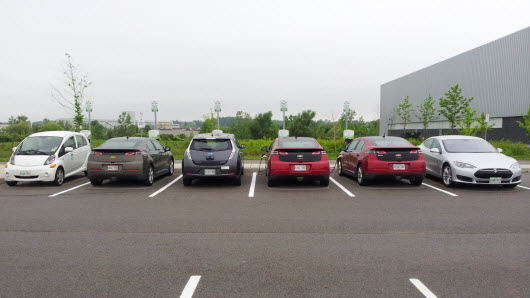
4, 131, 91, 186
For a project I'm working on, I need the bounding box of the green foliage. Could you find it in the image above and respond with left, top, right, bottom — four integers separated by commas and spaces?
228, 111, 252, 139
457, 107, 478, 136
490, 139, 530, 159
395, 96, 414, 130
114, 112, 137, 137
415, 95, 438, 132
516, 105, 530, 136
38, 121, 65, 132
287, 110, 316, 137
438, 84, 474, 132
249, 111, 278, 139
200, 112, 217, 133
475, 112, 495, 136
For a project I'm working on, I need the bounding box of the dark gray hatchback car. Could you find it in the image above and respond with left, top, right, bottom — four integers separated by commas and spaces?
182, 132, 245, 186
87, 137, 174, 186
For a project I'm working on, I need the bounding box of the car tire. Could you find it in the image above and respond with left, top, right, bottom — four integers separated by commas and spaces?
267, 174, 276, 187
6, 181, 18, 187
240, 163, 244, 175
337, 159, 345, 176
233, 175, 242, 186
90, 178, 103, 186
167, 159, 174, 176
54, 167, 65, 186
502, 184, 517, 188
410, 177, 423, 186
357, 164, 369, 186
144, 165, 154, 186
84, 171, 88, 177
320, 175, 330, 187
442, 164, 454, 188
183, 176, 192, 186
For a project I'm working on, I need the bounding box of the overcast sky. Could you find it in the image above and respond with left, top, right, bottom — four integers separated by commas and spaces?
1, 0, 529, 123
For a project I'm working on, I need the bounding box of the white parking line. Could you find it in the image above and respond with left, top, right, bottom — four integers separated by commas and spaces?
48, 182, 90, 197
249, 172, 257, 197
180, 275, 201, 298
517, 185, 530, 190
422, 182, 458, 197
330, 177, 355, 197
409, 278, 438, 298
148, 175, 182, 198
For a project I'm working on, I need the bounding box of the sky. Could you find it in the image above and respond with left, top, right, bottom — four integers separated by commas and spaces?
1, 0, 529, 123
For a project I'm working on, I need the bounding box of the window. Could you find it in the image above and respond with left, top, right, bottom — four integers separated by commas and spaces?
368, 137, 413, 147
278, 137, 319, 148
191, 139, 233, 151
347, 140, 359, 151
354, 140, 365, 152
153, 140, 165, 151
146, 141, 157, 151
15, 136, 63, 156
431, 139, 442, 152
423, 138, 434, 149
59, 136, 76, 157
99, 139, 142, 149
75, 135, 86, 147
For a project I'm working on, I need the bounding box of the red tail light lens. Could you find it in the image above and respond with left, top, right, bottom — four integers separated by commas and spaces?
279, 151, 289, 155
94, 152, 102, 155
125, 152, 135, 155
410, 150, 418, 154
376, 150, 386, 154
312, 151, 320, 155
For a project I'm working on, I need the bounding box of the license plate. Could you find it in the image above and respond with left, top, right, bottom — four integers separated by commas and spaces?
294, 165, 307, 171
205, 169, 216, 175
20, 171, 31, 176
489, 177, 502, 184
393, 164, 406, 170
106, 165, 119, 171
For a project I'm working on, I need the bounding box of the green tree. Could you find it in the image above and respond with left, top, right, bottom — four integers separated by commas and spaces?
115, 112, 137, 137
288, 110, 316, 137
457, 107, 478, 136
250, 111, 277, 139
516, 105, 530, 136
475, 112, 495, 137
229, 111, 252, 139
50, 53, 92, 131
438, 84, 474, 132
39, 121, 65, 132
395, 96, 414, 130
3, 116, 32, 141
415, 94, 438, 135
8, 115, 29, 124
336, 110, 357, 132
200, 112, 217, 133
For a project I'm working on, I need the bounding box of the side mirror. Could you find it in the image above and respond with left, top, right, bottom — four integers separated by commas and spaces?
430, 148, 440, 154
165, 147, 171, 152
65, 147, 74, 153
12, 147, 17, 153
497, 148, 503, 153
261, 146, 268, 152
240, 144, 246, 149
340, 146, 346, 152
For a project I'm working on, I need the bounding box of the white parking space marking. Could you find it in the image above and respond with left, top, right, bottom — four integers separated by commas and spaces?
409, 278, 438, 298
48, 182, 90, 197
422, 182, 458, 197
249, 172, 257, 197
180, 275, 201, 298
517, 185, 530, 190
148, 175, 182, 198
330, 177, 355, 197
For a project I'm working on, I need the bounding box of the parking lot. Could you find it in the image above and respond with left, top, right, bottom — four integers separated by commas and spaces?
1, 162, 529, 297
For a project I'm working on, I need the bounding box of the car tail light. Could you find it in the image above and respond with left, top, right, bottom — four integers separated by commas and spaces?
376, 150, 386, 154
125, 152, 135, 155
279, 151, 288, 155
94, 151, 103, 155
410, 150, 418, 154
312, 151, 320, 155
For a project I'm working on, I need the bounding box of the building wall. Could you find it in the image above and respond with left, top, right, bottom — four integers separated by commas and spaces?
380, 27, 530, 141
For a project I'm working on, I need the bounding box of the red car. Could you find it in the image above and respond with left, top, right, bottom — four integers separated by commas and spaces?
337, 136, 426, 186
262, 137, 330, 187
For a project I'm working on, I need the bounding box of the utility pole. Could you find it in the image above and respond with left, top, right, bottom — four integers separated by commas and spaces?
281, 100, 287, 129
138, 112, 145, 137
152, 101, 158, 130
343, 101, 351, 130
485, 113, 490, 140
85, 100, 92, 142
215, 101, 221, 130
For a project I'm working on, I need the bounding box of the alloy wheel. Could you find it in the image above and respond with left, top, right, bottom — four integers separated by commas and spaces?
149, 167, 154, 184
443, 166, 452, 186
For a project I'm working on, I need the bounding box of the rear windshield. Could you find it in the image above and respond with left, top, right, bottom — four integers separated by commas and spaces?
278, 138, 320, 148
99, 139, 142, 149
369, 138, 412, 147
191, 139, 232, 151
442, 139, 497, 153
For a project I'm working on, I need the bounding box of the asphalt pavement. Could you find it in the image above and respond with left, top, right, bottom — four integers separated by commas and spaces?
0, 167, 529, 297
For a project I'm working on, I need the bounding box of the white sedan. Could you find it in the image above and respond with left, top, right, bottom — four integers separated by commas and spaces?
419, 135, 522, 188
4, 131, 91, 186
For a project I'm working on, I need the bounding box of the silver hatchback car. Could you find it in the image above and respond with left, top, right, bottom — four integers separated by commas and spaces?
419, 135, 522, 188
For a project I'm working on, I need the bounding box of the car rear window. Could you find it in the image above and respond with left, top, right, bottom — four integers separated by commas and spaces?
99, 139, 142, 149
191, 139, 232, 151
369, 138, 413, 147
278, 138, 320, 148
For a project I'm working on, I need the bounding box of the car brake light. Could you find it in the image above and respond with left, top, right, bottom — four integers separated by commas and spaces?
94, 152, 102, 155
312, 151, 320, 155
279, 151, 288, 155
125, 152, 135, 155
376, 150, 386, 154
410, 150, 418, 154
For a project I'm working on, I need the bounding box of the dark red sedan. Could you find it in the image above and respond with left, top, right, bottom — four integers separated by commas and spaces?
337, 136, 426, 186
262, 137, 330, 187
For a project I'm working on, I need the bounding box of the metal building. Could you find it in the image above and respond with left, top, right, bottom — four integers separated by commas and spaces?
380, 26, 530, 142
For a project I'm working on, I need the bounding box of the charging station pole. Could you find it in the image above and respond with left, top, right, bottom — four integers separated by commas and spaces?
281, 100, 287, 129
343, 101, 351, 130
85, 100, 92, 140
152, 101, 158, 130
215, 101, 221, 130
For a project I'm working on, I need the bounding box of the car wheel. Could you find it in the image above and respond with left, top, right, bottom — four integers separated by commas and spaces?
233, 175, 242, 186
320, 175, 330, 187
144, 165, 154, 186
337, 159, 344, 176
167, 159, 174, 176
90, 178, 103, 186
502, 184, 517, 188
241, 163, 244, 175
357, 165, 369, 186
442, 164, 454, 187
183, 176, 192, 186
267, 174, 276, 187
6, 181, 18, 186
410, 177, 423, 186
54, 167, 65, 186
84, 171, 88, 177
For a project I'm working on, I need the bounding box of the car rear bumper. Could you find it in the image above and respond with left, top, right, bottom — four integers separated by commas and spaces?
269, 174, 329, 181
87, 160, 145, 180
269, 160, 330, 176
364, 172, 425, 180
182, 159, 240, 177
4, 164, 58, 182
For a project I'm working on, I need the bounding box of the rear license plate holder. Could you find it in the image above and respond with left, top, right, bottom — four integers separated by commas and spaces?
205, 169, 216, 175
489, 177, 501, 184
106, 165, 119, 171
393, 164, 406, 170
294, 165, 307, 171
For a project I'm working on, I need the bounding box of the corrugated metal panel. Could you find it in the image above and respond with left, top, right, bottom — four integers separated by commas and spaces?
379, 27, 530, 135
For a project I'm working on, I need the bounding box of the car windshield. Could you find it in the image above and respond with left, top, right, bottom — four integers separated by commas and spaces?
16, 136, 63, 155
368, 137, 413, 147
442, 139, 497, 153
191, 139, 232, 151
278, 138, 320, 148
99, 139, 142, 149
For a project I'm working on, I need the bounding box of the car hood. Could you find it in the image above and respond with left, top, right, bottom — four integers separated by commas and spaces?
444, 153, 516, 169
13, 155, 50, 167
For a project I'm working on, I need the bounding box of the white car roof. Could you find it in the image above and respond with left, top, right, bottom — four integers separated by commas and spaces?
28, 131, 76, 138
432, 135, 483, 140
